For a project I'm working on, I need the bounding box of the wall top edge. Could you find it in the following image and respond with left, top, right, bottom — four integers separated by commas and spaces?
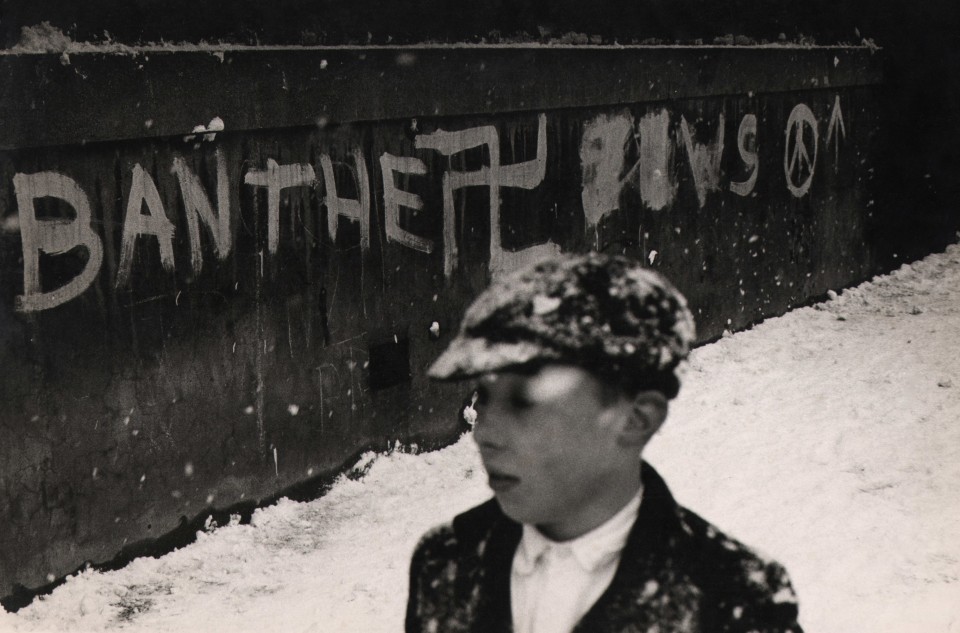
0, 43, 881, 56
0, 46, 882, 152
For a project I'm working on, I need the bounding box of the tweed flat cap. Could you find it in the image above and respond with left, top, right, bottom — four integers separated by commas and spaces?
428, 253, 696, 391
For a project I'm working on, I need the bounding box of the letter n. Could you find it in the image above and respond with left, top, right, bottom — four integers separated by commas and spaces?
172, 149, 232, 275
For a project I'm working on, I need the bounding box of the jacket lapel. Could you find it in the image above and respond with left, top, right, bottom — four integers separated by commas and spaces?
574, 462, 701, 633
453, 499, 522, 633
456, 464, 698, 633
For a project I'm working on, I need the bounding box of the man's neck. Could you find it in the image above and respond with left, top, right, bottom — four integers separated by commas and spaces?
536, 465, 643, 541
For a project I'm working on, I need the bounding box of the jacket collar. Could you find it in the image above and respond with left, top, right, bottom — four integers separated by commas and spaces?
451, 462, 684, 633
452, 496, 520, 632
574, 462, 689, 632
513, 489, 643, 576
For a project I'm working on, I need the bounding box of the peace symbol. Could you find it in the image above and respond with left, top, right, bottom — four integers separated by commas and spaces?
784, 104, 818, 197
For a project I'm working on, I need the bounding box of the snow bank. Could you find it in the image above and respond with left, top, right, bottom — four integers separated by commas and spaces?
647, 243, 960, 633
5, 244, 960, 632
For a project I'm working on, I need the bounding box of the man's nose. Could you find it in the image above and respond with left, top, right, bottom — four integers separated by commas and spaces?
472, 406, 505, 450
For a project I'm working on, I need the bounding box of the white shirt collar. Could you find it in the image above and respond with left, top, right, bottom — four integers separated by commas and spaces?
513, 486, 643, 575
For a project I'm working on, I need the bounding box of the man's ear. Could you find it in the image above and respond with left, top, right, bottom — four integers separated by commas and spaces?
618, 391, 668, 447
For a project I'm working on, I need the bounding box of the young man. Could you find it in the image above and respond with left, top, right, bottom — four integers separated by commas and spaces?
406, 253, 802, 633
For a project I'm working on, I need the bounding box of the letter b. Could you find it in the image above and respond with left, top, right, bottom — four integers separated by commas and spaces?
13, 172, 104, 312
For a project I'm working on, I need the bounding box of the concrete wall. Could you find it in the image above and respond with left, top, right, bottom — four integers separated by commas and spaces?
0, 45, 882, 598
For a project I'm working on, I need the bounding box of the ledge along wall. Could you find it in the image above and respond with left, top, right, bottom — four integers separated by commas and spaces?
0, 45, 882, 597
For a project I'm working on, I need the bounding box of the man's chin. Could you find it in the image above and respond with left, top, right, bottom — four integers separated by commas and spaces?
494, 496, 537, 525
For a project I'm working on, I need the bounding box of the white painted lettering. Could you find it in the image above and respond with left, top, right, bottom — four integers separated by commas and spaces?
117, 164, 176, 288
321, 148, 371, 251
580, 111, 633, 233
637, 109, 676, 211
13, 172, 104, 311
379, 153, 431, 253
730, 114, 759, 196
243, 159, 316, 254
171, 149, 232, 275
680, 113, 726, 208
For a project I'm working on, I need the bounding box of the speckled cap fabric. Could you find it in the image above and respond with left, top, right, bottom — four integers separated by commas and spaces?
428, 253, 696, 395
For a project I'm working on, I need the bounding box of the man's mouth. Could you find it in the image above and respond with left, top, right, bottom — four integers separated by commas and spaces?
487, 471, 520, 493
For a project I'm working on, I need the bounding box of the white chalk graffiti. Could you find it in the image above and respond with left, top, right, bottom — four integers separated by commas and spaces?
579, 108, 677, 254
826, 95, 846, 174
379, 153, 432, 253
784, 104, 819, 197
415, 113, 553, 278
679, 113, 726, 208
117, 164, 176, 288
578, 108, 677, 231
3, 97, 852, 312
580, 111, 633, 231
636, 109, 676, 212
243, 159, 316, 254
13, 172, 104, 311
322, 149, 371, 251
171, 149, 232, 275
730, 114, 759, 197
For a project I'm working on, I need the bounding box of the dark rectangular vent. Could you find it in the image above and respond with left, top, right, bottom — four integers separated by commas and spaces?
367, 337, 411, 390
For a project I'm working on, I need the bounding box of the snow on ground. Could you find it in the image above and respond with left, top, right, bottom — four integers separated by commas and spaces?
3, 243, 960, 633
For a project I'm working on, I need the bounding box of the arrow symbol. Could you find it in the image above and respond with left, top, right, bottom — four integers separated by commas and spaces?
826, 95, 846, 173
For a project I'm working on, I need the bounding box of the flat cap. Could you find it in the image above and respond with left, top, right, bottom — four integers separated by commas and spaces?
428, 253, 696, 393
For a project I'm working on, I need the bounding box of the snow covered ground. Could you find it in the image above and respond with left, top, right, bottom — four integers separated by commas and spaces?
3, 243, 959, 633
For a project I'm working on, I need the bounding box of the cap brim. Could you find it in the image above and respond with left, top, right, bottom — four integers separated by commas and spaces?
427, 335, 561, 381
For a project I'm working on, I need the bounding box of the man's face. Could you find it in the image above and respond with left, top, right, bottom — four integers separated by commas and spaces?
473, 364, 630, 540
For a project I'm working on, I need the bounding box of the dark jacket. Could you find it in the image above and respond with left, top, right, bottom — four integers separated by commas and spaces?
406, 463, 802, 633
